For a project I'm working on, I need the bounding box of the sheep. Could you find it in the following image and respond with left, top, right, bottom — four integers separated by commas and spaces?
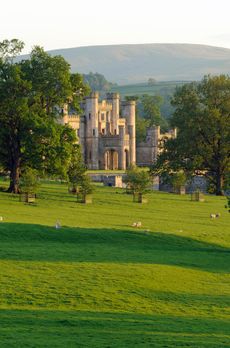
131, 221, 142, 228
210, 213, 221, 219
55, 221, 61, 229
210, 214, 216, 219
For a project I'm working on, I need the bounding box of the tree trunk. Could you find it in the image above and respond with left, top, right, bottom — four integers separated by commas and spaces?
7, 136, 21, 193
8, 159, 20, 193
216, 172, 224, 196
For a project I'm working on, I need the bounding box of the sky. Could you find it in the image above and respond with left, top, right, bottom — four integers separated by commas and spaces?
1, 0, 230, 53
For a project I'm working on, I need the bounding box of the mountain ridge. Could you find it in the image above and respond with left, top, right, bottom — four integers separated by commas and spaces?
23, 43, 230, 85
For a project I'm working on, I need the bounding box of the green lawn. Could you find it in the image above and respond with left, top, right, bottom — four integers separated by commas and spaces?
0, 182, 229, 347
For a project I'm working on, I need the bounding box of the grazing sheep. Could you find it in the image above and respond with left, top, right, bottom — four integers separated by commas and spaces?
132, 222, 142, 228
55, 221, 61, 229
210, 213, 221, 219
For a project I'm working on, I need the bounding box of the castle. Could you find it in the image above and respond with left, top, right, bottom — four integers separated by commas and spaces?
60, 92, 176, 169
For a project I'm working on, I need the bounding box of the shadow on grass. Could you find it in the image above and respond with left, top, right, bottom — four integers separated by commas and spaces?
0, 223, 229, 273
0, 309, 229, 347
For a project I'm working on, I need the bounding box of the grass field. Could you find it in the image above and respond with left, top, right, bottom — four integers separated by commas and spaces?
111, 81, 188, 98
0, 181, 229, 347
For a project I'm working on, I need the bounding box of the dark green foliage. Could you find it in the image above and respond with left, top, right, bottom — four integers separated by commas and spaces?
140, 94, 168, 131
83, 72, 116, 92
125, 165, 150, 196
0, 38, 24, 62
19, 168, 39, 194
0, 39, 88, 192
78, 174, 94, 196
67, 145, 86, 193
136, 115, 149, 143
153, 75, 230, 195
127, 94, 169, 144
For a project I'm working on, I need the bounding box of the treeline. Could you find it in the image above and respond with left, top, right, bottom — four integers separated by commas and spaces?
83, 72, 117, 92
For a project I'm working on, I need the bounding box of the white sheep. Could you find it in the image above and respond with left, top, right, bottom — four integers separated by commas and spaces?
210, 213, 221, 219
55, 221, 61, 229
132, 221, 142, 228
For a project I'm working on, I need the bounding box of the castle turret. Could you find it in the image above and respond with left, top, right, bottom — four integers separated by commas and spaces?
118, 124, 126, 169
121, 100, 136, 165
85, 92, 99, 169
106, 93, 119, 135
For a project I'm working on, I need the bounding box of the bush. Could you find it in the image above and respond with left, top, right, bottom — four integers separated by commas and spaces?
19, 168, 39, 194
124, 165, 150, 196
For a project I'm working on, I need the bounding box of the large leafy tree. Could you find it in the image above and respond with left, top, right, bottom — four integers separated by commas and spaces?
152, 75, 230, 195
140, 94, 168, 131
0, 39, 89, 193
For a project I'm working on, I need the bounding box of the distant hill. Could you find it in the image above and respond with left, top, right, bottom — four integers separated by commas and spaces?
44, 43, 230, 85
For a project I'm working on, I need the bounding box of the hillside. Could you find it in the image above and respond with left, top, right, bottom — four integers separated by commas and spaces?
45, 43, 230, 84
111, 81, 188, 118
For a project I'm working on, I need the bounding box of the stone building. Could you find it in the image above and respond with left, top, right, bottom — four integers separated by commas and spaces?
60, 92, 135, 170
60, 92, 176, 169
136, 126, 177, 166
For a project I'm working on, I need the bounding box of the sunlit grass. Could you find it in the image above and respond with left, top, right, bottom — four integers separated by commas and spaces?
0, 182, 229, 347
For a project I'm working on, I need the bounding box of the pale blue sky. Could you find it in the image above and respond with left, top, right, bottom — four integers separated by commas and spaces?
1, 0, 230, 53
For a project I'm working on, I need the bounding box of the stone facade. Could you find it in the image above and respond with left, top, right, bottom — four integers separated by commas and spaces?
136, 126, 177, 166
60, 92, 135, 170
60, 92, 176, 170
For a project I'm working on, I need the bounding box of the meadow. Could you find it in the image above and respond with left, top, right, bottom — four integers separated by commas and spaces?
0, 181, 229, 347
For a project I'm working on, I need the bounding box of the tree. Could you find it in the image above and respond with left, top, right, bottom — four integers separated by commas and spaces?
124, 165, 150, 201
170, 171, 187, 194
78, 174, 94, 196
0, 39, 88, 192
153, 75, 230, 195
136, 115, 149, 143
82, 72, 116, 92
140, 95, 168, 131
19, 167, 39, 195
67, 145, 86, 193
148, 78, 157, 86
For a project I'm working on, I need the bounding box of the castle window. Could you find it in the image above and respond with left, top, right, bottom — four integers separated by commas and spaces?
101, 113, 105, 121
89, 113, 91, 120
93, 129, 95, 136
89, 151, 92, 160
114, 129, 117, 135
102, 128, 105, 134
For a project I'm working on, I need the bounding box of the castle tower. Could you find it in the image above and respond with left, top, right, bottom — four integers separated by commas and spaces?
106, 93, 119, 135
85, 92, 99, 169
121, 100, 136, 165
118, 124, 126, 169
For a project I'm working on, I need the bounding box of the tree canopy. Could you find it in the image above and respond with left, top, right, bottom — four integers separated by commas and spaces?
82, 72, 116, 92
152, 75, 230, 195
0, 39, 89, 192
